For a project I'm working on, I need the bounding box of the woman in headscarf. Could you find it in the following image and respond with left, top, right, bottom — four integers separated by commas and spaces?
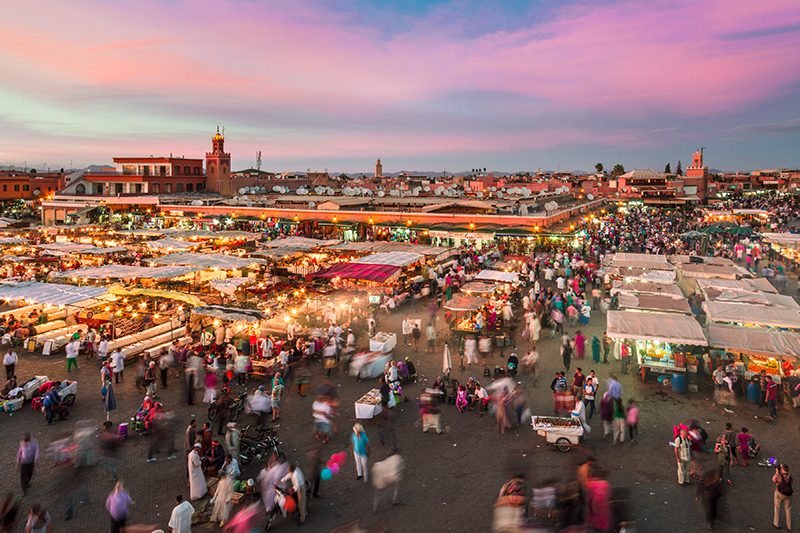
591, 335, 601, 364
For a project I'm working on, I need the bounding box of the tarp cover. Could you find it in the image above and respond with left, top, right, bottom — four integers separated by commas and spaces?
707, 323, 800, 359
350, 252, 423, 267
461, 281, 502, 295
50, 265, 201, 280
606, 310, 707, 345
326, 241, 452, 257
702, 301, 800, 329
149, 252, 264, 269
0, 237, 28, 245
678, 263, 752, 279
0, 281, 108, 306
610, 281, 684, 297
192, 305, 269, 323
474, 270, 518, 283
693, 277, 778, 295
209, 277, 251, 296
108, 286, 204, 307
308, 262, 401, 283
668, 255, 735, 266
146, 237, 198, 251
34, 243, 127, 255
602, 268, 677, 283
607, 253, 675, 271
617, 294, 692, 314
703, 289, 800, 311
443, 294, 489, 311
261, 237, 339, 249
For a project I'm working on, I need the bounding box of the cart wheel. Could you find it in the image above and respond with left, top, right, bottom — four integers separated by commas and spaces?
208, 404, 218, 421
230, 407, 240, 422
63, 394, 76, 407
555, 437, 571, 453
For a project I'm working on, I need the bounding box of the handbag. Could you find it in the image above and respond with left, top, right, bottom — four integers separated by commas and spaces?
101, 386, 107, 397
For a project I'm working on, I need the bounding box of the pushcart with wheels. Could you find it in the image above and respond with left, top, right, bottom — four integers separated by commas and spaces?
58, 380, 78, 406
532, 416, 583, 452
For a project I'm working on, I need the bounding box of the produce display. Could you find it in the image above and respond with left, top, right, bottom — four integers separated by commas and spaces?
371, 332, 394, 344
747, 357, 780, 376
455, 318, 480, 332
532, 416, 581, 429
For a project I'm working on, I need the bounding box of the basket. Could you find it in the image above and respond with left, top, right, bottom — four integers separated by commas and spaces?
4, 397, 23, 412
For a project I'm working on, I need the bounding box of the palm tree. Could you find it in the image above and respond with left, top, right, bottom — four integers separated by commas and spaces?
595, 163, 604, 173
612, 164, 625, 177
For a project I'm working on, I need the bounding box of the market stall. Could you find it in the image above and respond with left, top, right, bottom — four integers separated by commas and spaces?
531, 416, 584, 452
369, 332, 397, 353
473, 270, 519, 284
702, 301, 800, 331
460, 281, 502, 297
606, 310, 708, 386
354, 388, 396, 419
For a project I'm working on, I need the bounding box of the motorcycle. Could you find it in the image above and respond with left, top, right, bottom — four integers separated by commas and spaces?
208, 391, 247, 421
265, 482, 310, 530
239, 434, 283, 465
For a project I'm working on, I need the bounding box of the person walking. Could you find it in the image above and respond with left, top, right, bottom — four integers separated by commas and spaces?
350, 423, 370, 483
625, 399, 639, 442
188, 443, 207, 500
3, 349, 16, 381
715, 435, 733, 487
696, 471, 723, 530
372, 454, 405, 513
602, 332, 611, 364
143, 362, 157, 398
110, 349, 125, 383
611, 398, 625, 445
15, 433, 38, 495
620, 341, 630, 375
773, 463, 793, 530
675, 428, 693, 486
767, 377, 780, 420
271, 380, 283, 422
168, 494, 194, 533
66, 338, 78, 372
105, 481, 134, 533
184, 419, 197, 479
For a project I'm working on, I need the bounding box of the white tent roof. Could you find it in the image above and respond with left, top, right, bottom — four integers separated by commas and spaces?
0, 237, 28, 245
443, 294, 488, 311
474, 270, 518, 283
261, 237, 339, 249
677, 263, 752, 279
693, 277, 778, 295
0, 281, 108, 306
607, 253, 675, 270
668, 255, 735, 266
606, 310, 707, 345
149, 252, 265, 269
350, 252, 424, 267
50, 265, 201, 280
602, 267, 677, 283
34, 243, 127, 255
617, 294, 692, 314
610, 281, 684, 297
703, 289, 800, 311
707, 323, 800, 359
762, 232, 800, 249
703, 301, 800, 329
326, 241, 453, 257
146, 237, 198, 251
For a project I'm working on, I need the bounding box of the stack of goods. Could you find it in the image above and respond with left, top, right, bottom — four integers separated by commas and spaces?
532, 416, 581, 429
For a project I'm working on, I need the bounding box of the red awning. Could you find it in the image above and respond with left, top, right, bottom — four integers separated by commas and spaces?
309, 263, 401, 283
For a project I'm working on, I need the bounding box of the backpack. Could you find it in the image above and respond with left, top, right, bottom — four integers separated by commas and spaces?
778, 474, 793, 497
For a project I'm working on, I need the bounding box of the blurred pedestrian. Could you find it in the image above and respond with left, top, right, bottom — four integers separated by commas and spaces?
372, 454, 405, 513
773, 463, 793, 530
15, 433, 38, 495
696, 470, 723, 530
105, 481, 133, 533
350, 423, 370, 482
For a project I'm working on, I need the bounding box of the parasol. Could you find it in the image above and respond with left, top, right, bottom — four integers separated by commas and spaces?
443, 342, 452, 375
680, 231, 705, 238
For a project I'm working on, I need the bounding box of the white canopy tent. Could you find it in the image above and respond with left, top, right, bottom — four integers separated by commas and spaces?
261, 237, 339, 249
443, 294, 489, 312
208, 277, 251, 296
0, 281, 108, 306
606, 310, 707, 345
350, 252, 424, 267
146, 237, 199, 251
617, 294, 693, 314
606, 253, 676, 271
610, 281, 684, 297
707, 323, 800, 359
50, 265, 202, 281
702, 301, 800, 330
692, 277, 778, 296
149, 252, 265, 269
474, 270, 518, 283
703, 288, 800, 311
33, 243, 127, 255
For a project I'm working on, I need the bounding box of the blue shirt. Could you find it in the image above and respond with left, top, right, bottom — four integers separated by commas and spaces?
351, 432, 369, 456
608, 379, 623, 400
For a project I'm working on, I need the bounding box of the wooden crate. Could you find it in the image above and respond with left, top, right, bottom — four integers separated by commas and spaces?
231, 492, 245, 504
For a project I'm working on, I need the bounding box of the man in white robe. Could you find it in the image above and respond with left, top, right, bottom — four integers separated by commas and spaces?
168, 494, 194, 533
188, 443, 207, 500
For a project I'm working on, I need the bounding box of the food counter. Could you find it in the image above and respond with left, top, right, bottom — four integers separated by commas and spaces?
354, 388, 396, 419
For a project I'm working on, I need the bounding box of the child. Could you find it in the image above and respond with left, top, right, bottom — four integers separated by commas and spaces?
625, 399, 639, 442
456, 385, 468, 413
737, 427, 754, 466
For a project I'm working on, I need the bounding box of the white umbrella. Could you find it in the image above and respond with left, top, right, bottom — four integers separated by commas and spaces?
443, 342, 452, 374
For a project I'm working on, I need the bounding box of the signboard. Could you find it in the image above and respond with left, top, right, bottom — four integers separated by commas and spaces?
42, 341, 53, 356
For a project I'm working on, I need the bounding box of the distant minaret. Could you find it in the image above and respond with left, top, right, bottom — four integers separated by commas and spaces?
375, 159, 383, 178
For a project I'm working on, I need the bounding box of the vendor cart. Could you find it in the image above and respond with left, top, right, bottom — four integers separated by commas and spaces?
58, 380, 78, 406
532, 416, 584, 452
22, 375, 49, 401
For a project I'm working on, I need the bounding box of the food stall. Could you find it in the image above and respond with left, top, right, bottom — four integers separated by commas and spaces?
460, 281, 502, 297
702, 301, 800, 332
606, 310, 708, 389
444, 294, 489, 337
531, 416, 584, 452
354, 388, 396, 419
369, 332, 397, 353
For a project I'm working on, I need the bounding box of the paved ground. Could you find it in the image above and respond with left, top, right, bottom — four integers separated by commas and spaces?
3, 271, 800, 532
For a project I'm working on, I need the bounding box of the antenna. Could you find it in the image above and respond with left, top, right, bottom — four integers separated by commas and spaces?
222, 126, 225, 138
256, 151, 262, 172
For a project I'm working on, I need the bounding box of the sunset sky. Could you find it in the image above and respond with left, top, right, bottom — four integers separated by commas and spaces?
1, 0, 799, 173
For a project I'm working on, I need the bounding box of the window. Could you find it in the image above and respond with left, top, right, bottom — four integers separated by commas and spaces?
159, 166, 167, 176
152, 183, 160, 193
196, 182, 204, 191
174, 166, 181, 175
194, 166, 201, 175
115, 184, 123, 194
165, 183, 172, 193
14, 185, 19, 191
186, 183, 194, 192
23, 185, 29, 191
2, 185, 6, 192
75, 184, 86, 194
183, 166, 190, 175
176, 183, 184, 193
94, 184, 103, 194
135, 184, 142, 193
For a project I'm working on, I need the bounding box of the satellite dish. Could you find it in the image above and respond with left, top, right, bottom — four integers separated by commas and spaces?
272, 186, 281, 192
33, 189, 40, 196
308, 201, 315, 208
378, 191, 385, 197
497, 191, 504, 199
477, 191, 483, 198
326, 187, 334, 195
587, 193, 594, 200
246, 201, 252, 207
241, 194, 248, 200
238, 188, 247, 194
191, 200, 203, 206
434, 189, 441, 195
424, 186, 430, 192
520, 204, 529, 215
413, 189, 419, 196
522, 188, 531, 197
